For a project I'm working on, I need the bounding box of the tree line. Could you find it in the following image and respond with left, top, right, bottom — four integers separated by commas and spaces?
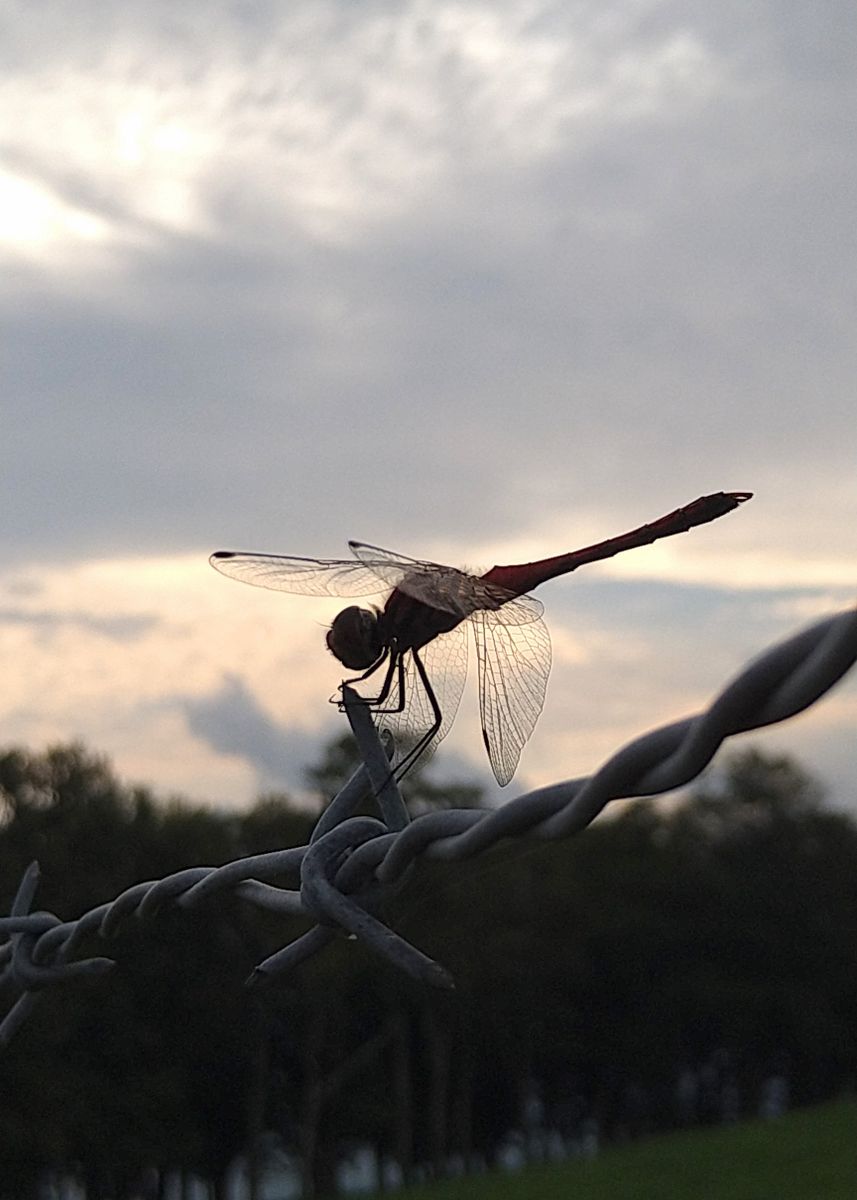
1, 740, 856, 1199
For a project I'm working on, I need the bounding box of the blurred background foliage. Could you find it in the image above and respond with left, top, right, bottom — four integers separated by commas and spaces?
1, 740, 856, 1199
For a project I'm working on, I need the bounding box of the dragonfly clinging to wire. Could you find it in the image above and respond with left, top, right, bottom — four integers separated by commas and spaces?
211, 491, 752, 785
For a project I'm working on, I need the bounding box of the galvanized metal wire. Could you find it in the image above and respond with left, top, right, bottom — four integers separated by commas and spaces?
2, 603, 856, 1046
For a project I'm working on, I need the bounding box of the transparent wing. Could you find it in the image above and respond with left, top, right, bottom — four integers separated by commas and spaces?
349, 541, 545, 622
471, 608, 552, 786
373, 623, 469, 771
209, 551, 391, 597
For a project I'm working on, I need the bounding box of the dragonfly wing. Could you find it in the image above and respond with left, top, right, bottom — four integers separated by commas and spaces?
350, 542, 545, 621
375, 622, 468, 769
209, 551, 391, 597
471, 608, 552, 786
479, 592, 544, 624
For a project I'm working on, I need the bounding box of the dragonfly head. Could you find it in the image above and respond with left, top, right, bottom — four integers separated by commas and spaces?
326, 606, 386, 671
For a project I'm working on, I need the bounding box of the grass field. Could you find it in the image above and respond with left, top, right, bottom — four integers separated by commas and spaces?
382, 1098, 856, 1200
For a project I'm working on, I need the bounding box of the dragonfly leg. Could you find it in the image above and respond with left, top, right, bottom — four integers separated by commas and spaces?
362, 652, 416, 721
329, 647, 393, 706
334, 648, 413, 720
344, 647, 391, 691
336, 648, 401, 709
336, 648, 441, 781
389, 648, 443, 781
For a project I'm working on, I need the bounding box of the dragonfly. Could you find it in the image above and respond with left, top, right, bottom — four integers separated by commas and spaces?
211, 491, 751, 786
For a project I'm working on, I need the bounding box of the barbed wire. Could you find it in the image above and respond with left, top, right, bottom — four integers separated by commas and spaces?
2, 603, 856, 1046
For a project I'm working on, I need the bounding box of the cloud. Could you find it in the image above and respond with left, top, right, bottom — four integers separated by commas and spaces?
2, 0, 853, 574
0, 607, 158, 641
2, 1, 855, 808
177, 672, 332, 793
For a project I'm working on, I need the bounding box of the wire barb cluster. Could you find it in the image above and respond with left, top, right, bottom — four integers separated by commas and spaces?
3, 604, 856, 1046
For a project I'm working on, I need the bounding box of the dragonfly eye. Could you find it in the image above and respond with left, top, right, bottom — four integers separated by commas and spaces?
326, 606, 384, 670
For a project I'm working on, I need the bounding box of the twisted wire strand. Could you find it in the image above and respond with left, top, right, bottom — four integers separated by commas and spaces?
2, 604, 856, 1045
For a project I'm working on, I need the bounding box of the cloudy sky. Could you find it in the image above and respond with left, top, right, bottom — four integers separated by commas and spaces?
3, 0, 856, 812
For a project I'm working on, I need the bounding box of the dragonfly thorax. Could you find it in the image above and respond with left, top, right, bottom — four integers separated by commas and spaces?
326, 605, 387, 671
